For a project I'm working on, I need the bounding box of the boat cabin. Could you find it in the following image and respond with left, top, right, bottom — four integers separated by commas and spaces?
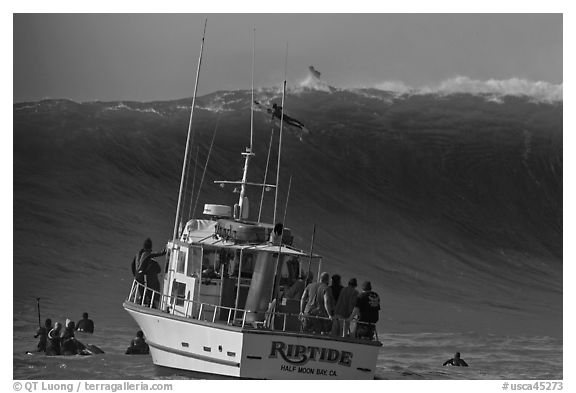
157, 216, 322, 330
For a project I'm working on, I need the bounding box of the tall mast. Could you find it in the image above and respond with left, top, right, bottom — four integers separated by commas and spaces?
237, 27, 256, 220
273, 44, 288, 225
250, 27, 255, 152
173, 18, 207, 240
213, 27, 278, 220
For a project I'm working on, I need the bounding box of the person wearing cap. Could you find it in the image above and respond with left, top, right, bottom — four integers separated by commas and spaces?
76, 312, 94, 333
331, 278, 359, 337
131, 238, 167, 307
350, 281, 380, 339
300, 272, 334, 334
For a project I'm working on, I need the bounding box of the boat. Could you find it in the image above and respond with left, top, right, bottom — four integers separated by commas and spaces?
122, 21, 382, 379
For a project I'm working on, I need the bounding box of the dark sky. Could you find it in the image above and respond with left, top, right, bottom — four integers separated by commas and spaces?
13, 13, 562, 102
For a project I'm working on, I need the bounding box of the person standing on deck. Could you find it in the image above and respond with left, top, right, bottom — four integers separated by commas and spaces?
269, 223, 283, 246
350, 281, 380, 339
300, 272, 334, 333
331, 278, 358, 336
131, 238, 166, 306
329, 274, 344, 304
285, 272, 307, 300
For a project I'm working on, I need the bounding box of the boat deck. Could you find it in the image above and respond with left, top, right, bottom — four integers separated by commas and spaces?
126, 280, 382, 347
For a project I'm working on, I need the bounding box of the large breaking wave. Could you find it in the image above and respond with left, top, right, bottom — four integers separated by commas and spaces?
297, 73, 562, 104
13, 84, 562, 336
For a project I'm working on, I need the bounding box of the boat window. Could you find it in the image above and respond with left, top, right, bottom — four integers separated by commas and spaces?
176, 249, 187, 274
187, 246, 202, 278
280, 256, 301, 287
201, 248, 220, 279
171, 280, 186, 306
164, 249, 171, 273
228, 251, 255, 279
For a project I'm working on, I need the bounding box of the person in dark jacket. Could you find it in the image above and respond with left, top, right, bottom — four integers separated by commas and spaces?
253, 100, 309, 141
271, 103, 306, 129
331, 278, 358, 336
269, 223, 283, 245
76, 312, 94, 333
443, 352, 469, 367
34, 318, 52, 352
329, 274, 344, 304
131, 238, 166, 307
125, 330, 150, 355
45, 322, 62, 356
350, 281, 380, 339
61, 321, 79, 355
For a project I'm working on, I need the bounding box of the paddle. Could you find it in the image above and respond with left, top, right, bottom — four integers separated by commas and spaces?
36, 297, 41, 329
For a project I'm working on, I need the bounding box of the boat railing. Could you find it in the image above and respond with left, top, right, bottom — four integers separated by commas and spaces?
126, 280, 379, 342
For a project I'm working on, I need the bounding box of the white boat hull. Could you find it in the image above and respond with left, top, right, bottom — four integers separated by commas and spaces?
124, 302, 380, 379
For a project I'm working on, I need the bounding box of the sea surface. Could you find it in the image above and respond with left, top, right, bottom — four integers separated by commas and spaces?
13, 85, 562, 379
13, 329, 562, 380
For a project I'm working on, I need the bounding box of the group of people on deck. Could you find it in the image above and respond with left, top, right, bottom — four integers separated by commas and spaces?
34, 313, 94, 356
292, 271, 381, 339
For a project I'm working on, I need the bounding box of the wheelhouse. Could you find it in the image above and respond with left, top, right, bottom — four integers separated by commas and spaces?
157, 218, 323, 331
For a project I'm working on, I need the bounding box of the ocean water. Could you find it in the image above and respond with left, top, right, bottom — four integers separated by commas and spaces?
13, 87, 562, 379
13, 327, 562, 380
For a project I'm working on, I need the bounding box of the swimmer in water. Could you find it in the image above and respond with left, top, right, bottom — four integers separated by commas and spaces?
125, 330, 150, 355
45, 322, 62, 356
443, 352, 469, 367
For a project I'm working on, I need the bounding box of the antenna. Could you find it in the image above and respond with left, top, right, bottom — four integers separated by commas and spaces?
173, 18, 207, 240
213, 27, 277, 220
273, 43, 288, 225
250, 27, 255, 152
193, 116, 219, 217
307, 224, 316, 280
187, 146, 200, 221
282, 174, 293, 225
258, 124, 275, 222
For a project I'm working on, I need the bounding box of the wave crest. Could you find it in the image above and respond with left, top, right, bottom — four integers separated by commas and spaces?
374, 76, 562, 103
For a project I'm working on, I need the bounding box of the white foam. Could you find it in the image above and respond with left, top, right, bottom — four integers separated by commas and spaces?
103, 102, 163, 115
374, 76, 562, 103
298, 74, 333, 93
